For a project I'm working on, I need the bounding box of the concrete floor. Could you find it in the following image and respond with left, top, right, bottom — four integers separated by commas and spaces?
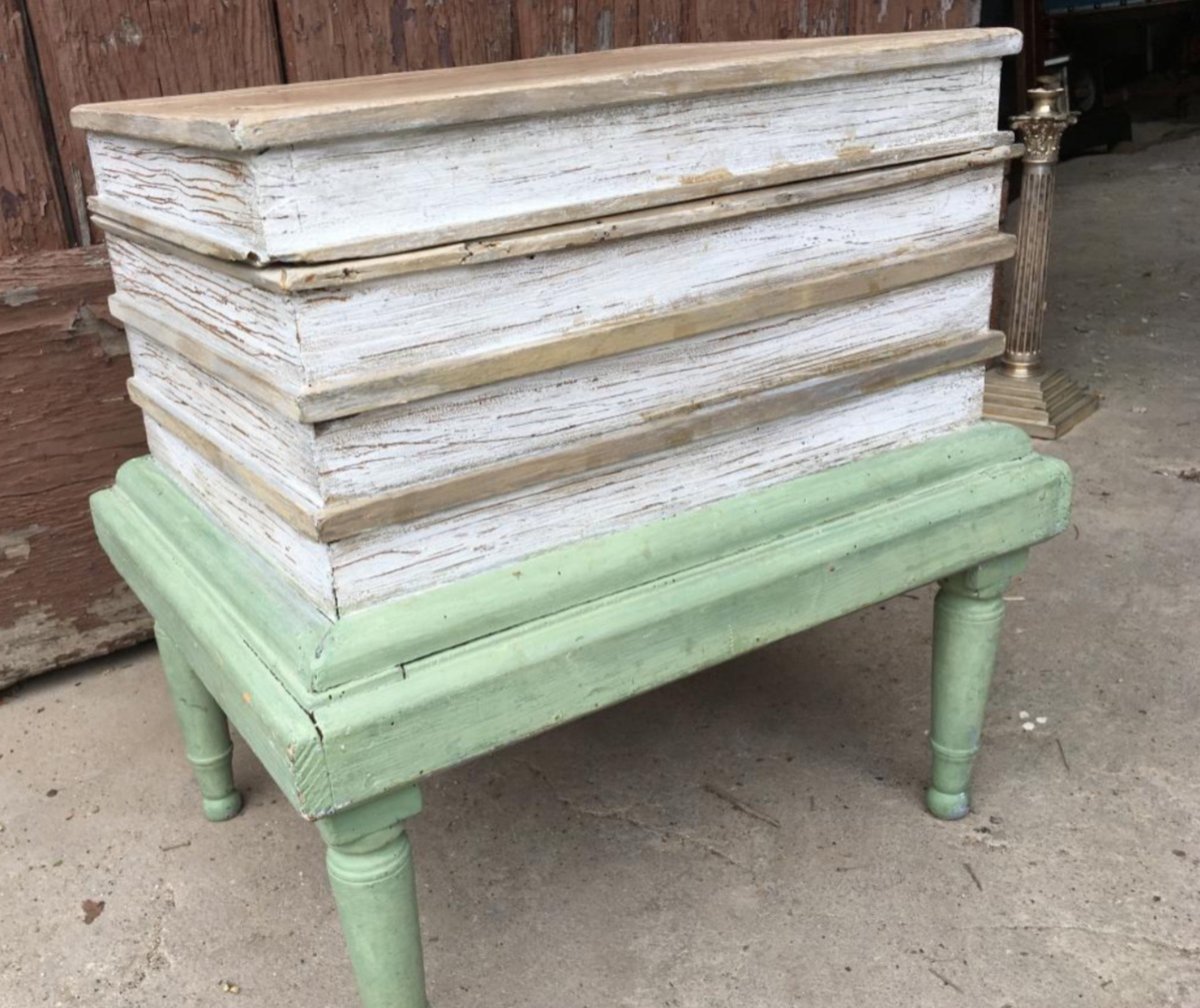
2, 133, 1198, 1008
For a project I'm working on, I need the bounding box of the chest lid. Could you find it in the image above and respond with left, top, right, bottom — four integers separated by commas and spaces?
72, 30, 1021, 265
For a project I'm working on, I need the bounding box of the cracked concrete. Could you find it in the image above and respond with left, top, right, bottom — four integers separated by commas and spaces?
1, 133, 1198, 1007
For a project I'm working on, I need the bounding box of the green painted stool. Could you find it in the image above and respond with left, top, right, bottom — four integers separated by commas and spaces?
92, 421, 1069, 1007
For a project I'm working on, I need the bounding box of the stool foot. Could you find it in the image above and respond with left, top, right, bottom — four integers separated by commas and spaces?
925, 787, 970, 822
927, 550, 1027, 820
318, 787, 428, 1008
156, 626, 242, 823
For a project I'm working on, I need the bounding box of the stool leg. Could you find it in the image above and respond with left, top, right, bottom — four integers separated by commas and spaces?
156, 626, 243, 822
318, 788, 428, 1008
926, 550, 1028, 821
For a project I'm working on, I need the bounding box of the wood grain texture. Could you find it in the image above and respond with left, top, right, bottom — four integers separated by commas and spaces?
111, 231, 1011, 426
693, 0, 775, 41
103, 233, 304, 391
853, 0, 975, 34
126, 331, 319, 508
790, 0, 851, 37
575, 0, 638, 50
94, 143, 1015, 292
141, 420, 333, 613
639, 0, 686, 43
273, 0, 411, 78
144, 369, 987, 616
85, 56, 1009, 264
187, 333, 1000, 542
275, 0, 514, 80
26, 0, 282, 237
123, 262, 1001, 531
0, 246, 150, 684
86, 133, 263, 261
0, 0, 68, 254
103, 164, 1010, 422
91, 122, 1012, 271
412, 0, 515, 66
514, 0, 576, 56
70, 30, 1021, 149
308, 276, 999, 500
270, 1, 956, 78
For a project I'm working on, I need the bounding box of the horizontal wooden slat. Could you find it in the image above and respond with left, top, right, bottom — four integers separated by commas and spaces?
298, 234, 1014, 420
126, 265, 994, 507
108, 298, 303, 419
94, 143, 1018, 294
85, 54, 1009, 265
70, 30, 1020, 150
111, 231, 1013, 422
103, 173, 1016, 422
130, 329, 1002, 544
313, 331, 1002, 540
309, 421, 1036, 686
146, 369, 987, 616
129, 380, 320, 538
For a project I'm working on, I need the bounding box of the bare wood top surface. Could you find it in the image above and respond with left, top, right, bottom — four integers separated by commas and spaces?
70, 29, 1021, 151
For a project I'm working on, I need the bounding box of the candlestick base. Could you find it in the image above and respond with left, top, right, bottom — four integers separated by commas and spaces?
982, 366, 1099, 439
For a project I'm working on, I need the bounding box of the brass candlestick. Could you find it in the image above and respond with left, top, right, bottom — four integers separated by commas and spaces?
983, 78, 1099, 438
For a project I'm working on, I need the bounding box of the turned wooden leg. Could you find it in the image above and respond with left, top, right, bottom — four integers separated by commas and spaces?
156, 625, 243, 822
318, 787, 428, 1008
926, 550, 1028, 821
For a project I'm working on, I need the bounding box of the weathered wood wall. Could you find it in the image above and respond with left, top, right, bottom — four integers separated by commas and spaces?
0, 248, 151, 688
0, 0, 979, 681
23, 0, 285, 245
0, 0, 69, 254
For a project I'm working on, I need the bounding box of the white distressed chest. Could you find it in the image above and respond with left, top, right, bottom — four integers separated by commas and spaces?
74, 29, 1022, 620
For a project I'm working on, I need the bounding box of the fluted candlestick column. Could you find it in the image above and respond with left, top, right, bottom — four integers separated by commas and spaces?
984, 79, 1099, 437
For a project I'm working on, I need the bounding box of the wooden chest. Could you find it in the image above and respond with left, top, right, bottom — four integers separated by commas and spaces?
74, 30, 1022, 626
78, 31, 1079, 1008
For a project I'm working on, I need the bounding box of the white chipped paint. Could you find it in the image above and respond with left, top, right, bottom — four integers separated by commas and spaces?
107, 236, 304, 389
144, 420, 336, 614
315, 270, 994, 497
298, 168, 1002, 385
127, 330, 320, 507
91, 61, 1000, 263
109, 166, 1003, 397
88, 133, 260, 256
126, 269, 993, 505
145, 370, 984, 615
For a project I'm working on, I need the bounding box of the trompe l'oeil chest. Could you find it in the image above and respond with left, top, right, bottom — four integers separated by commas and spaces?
73, 30, 1021, 627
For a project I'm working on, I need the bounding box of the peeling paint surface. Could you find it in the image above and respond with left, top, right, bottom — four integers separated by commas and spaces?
2, 247, 151, 684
